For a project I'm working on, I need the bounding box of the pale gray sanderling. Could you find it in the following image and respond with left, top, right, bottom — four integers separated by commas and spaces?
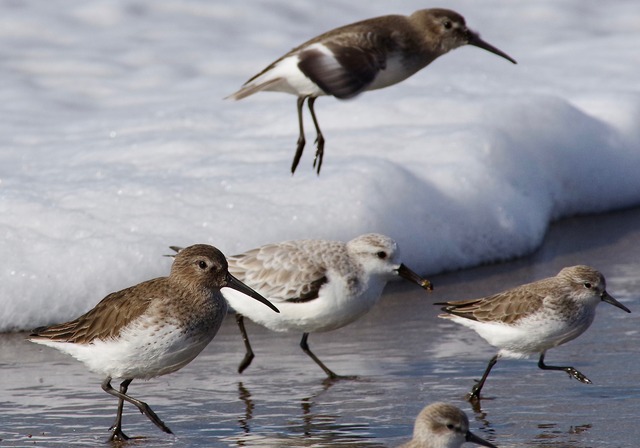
171, 233, 432, 379
436, 265, 631, 401
30, 244, 278, 441
227, 8, 516, 174
398, 402, 497, 448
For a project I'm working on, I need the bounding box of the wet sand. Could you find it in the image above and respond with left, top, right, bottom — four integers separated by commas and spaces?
1, 207, 639, 447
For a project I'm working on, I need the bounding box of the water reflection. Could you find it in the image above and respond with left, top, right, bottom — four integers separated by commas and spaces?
532, 423, 592, 446
469, 399, 502, 443
3, 208, 640, 447
232, 380, 385, 447
237, 382, 253, 435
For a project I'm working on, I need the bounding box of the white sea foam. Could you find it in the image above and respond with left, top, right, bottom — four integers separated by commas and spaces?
1, 0, 639, 331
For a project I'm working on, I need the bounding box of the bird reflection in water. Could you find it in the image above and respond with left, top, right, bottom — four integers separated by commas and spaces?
237, 382, 254, 435
535, 423, 592, 445
234, 381, 384, 446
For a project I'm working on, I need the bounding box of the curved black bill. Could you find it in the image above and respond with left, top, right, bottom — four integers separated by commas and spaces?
225, 273, 280, 313
466, 430, 498, 448
602, 291, 631, 313
396, 264, 433, 291
468, 32, 517, 64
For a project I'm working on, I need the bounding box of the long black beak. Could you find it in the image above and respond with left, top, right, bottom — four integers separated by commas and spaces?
396, 264, 433, 291
602, 291, 631, 313
466, 430, 498, 448
225, 272, 280, 313
467, 31, 517, 64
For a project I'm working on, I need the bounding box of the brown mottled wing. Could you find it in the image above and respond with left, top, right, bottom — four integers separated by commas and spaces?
298, 31, 392, 99
30, 280, 157, 344
436, 284, 547, 325
227, 242, 330, 304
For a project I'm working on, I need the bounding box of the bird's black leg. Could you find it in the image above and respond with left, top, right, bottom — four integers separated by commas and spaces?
538, 352, 592, 384
468, 354, 499, 401
307, 96, 325, 174
291, 96, 307, 174
300, 333, 339, 379
101, 377, 173, 437
107, 378, 132, 441
236, 314, 255, 374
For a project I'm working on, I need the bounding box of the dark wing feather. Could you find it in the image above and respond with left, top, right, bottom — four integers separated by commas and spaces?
30, 281, 157, 344
298, 33, 390, 99
436, 286, 547, 325
285, 276, 328, 303
228, 242, 330, 303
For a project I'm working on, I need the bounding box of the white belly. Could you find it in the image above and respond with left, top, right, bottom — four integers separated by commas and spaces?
32, 316, 218, 379
223, 277, 386, 333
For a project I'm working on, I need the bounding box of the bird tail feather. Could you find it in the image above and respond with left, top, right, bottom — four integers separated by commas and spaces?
225, 78, 283, 100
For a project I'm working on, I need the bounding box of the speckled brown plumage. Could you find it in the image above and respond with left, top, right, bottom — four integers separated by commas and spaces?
437, 285, 547, 325
29, 244, 277, 441
435, 265, 630, 401
437, 266, 616, 325
31, 244, 232, 345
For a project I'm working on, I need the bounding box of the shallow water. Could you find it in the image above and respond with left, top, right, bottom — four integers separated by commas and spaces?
1, 208, 639, 447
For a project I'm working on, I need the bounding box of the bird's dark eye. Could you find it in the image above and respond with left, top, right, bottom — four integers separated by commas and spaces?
446, 423, 455, 430
376, 251, 387, 259
583, 282, 592, 289
443, 20, 452, 29
198, 260, 208, 270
